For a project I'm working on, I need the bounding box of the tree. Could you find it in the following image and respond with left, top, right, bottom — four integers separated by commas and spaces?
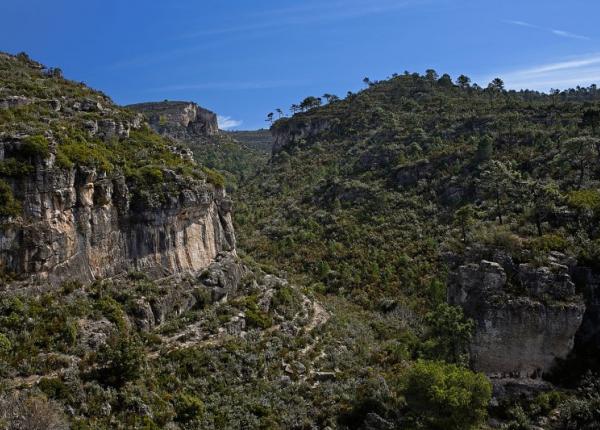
403, 360, 492, 430
425, 69, 439, 81
300, 96, 321, 111
96, 335, 145, 387
290, 104, 300, 114
437, 73, 453, 87
275, 108, 284, 118
562, 137, 600, 189
487, 77, 505, 91
323, 93, 339, 104
456, 74, 471, 89
524, 179, 561, 236
266, 112, 274, 124
478, 160, 521, 224
421, 304, 474, 365
581, 109, 600, 135
454, 204, 477, 243
475, 135, 493, 163
486, 78, 505, 105
362, 77, 371, 87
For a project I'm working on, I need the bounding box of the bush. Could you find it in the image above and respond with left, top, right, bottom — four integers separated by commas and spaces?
57, 139, 112, 172
403, 360, 492, 430
96, 335, 145, 387
202, 166, 226, 188
0, 333, 11, 356
531, 233, 569, 253
0, 180, 21, 217
21, 134, 50, 159
567, 189, 600, 212
173, 393, 205, 423
0, 158, 34, 176
420, 304, 474, 365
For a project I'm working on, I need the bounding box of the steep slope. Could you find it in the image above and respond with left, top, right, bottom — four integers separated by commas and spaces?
128, 100, 269, 192
0, 53, 337, 430
235, 72, 600, 426
225, 129, 274, 153
0, 54, 235, 285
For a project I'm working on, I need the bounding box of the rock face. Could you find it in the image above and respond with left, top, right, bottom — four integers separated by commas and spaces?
127, 101, 219, 139
0, 142, 235, 286
271, 118, 331, 154
448, 257, 585, 378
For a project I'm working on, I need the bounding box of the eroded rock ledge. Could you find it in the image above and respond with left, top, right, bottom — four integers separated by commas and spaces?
127, 101, 219, 139
448, 252, 585, 378
0, 152, 235, 286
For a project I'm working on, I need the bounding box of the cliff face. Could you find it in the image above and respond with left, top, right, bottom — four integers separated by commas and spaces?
271, 117, 331, 154
127, 101, 219, 139
0, 161, 234, 285
0, 54, 234, 287
448, 256, 585, 378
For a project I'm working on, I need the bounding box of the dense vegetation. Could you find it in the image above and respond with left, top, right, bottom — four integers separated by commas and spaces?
187, 133, 268, 193
0, 52, 220, 208
2, 52, 600, 429
233, 71, 600, 427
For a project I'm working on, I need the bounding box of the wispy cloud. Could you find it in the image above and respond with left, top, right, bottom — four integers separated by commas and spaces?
217, 115, 242, 130
503, 20, 538, 29
485, 53, 600, 91
551, 29, 590, 40
504, 19, 590, 41
147, 80, 306, 92
178, 0, 420, 40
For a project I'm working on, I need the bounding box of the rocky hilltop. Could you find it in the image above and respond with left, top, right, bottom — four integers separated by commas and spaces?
0, 53, 233, 286
127, 101, 219, 140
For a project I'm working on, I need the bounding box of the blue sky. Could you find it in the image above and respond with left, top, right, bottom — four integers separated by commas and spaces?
2, 0, 600, 129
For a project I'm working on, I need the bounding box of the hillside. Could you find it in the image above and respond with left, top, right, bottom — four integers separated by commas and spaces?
2, 52, 600, 429
0, 53, 326, 429
235, 72, 600, 427
225, 129, 274, 154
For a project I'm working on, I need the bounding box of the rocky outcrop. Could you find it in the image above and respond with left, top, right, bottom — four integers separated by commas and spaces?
0, 140, 235, 286
448, 258, 585, 378
127, 101, 219, 139
271, 118, 331, 154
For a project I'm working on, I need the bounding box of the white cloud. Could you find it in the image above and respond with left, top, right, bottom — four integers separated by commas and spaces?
504, 19, 590, 41
551, 29, 590, 40
503, 20, 538, 29
218, 115, 243, 130
482, 53, 600, 91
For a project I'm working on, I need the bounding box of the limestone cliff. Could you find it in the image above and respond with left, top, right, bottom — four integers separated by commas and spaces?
0, 53, 234, 286
271, 116, 332, 154
127, 101, 219, 139
0, 162, 235, 285
448, 254, 585, 378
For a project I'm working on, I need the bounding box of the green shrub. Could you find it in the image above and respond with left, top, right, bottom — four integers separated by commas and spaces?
21, 134, 50, 159
403, 360, 492, 430
531, 234, 569, 253
567, 189, 600, 211
0, 158, 34, 176
173, 393, 205, 423
57, 139, 112, 172
420, 304, 474, 365
137, 165, 164, 185
202, 167, 226, 188
96, 335, 145, 387
0, 333, 11, 356
0, 180, 21, 217
245, 308, 273, 329
38, 377, 72, 402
